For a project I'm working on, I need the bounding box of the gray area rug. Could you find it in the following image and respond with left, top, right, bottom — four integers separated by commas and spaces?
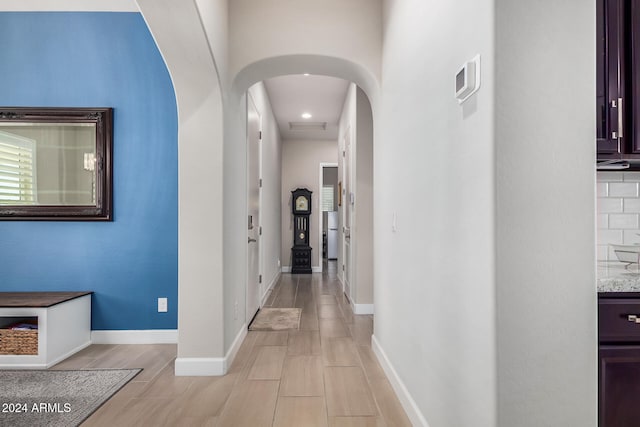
0, 369, 141, 427
249, 308, 302, 331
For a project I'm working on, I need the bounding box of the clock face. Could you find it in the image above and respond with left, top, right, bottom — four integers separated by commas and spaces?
299, 232, 305, 240
295, 195, 308, 211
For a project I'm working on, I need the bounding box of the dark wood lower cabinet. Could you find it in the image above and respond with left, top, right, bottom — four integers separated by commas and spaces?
600, 346, 640, 426
599, 294, 640, 426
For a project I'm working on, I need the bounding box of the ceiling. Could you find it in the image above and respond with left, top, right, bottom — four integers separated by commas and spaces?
262, 74, 350, 141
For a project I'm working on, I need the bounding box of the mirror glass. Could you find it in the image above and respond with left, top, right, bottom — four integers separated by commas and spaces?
0, 108, 112, 220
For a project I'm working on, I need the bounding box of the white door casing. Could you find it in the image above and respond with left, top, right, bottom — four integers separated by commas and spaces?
246, 94, 262, 323
318, 162, 338, 273
342, 128, 352, 300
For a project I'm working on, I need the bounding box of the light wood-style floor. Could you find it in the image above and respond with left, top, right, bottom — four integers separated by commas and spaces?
53, 262, 411, 427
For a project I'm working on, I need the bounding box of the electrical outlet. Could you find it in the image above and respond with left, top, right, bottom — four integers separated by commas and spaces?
158, 297, 168, 313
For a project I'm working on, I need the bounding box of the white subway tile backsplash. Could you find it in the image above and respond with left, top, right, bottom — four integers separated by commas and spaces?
610, 214, 639, 229
623, 230, 640, 245
624, 172, 640, 182
598, 198, 624, 213
597, 183, 608, 197
597, 172, 640, 252
624, 198, 640, 213
598, 172, 624, 182
609, 182, 639, 197
598, 229, 624, 245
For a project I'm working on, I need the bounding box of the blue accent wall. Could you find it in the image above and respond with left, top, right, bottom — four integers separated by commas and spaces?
0, 12, 178, 330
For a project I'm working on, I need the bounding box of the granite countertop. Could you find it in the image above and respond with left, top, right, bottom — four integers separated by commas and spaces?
598, 261, 640, 292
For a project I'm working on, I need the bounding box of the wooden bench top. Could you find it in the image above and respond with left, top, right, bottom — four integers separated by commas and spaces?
0, 292, 92, 308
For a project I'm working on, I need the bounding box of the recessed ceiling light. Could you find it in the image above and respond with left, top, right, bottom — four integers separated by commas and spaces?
301, 112, 312, 119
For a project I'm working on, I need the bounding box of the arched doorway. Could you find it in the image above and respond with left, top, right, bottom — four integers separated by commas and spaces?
232, 57, 377, 334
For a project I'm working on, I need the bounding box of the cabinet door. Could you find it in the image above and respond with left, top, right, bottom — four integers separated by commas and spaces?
600, 345, 640, 426
597, 0, 624, 155
628, 0, 640, 153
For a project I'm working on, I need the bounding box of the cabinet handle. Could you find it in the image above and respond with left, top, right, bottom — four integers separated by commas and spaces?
611, 98, 624, 141
627, 315, 640, 323
618, 97, 624, 139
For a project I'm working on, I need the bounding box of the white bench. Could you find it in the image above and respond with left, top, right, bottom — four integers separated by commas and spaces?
0, 292, 92, 369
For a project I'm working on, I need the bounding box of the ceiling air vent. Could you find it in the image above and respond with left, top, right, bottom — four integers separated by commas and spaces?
289, 121, 327, 131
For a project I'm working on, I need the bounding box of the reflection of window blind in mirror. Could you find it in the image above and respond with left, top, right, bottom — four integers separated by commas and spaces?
322, 185, 334, 211
0, 131, 36, 205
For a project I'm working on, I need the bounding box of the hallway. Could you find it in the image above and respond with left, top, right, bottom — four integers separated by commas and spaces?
57, 265, 410, 426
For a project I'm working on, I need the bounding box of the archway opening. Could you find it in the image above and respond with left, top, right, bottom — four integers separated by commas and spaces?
229, 56, 378, 341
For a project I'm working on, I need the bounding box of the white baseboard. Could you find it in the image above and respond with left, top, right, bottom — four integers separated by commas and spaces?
262, 271, 281, 306
337, 274, 344, 293
175, 356, 225, 376
372, 334, 429, 427
352, 303, 374, 315
47, 341, 92, 368
281, 266, 322, 273
91, 327, 248, 376
174, 324, 247, 376
224, 324, 247, 372
91, 329, 178, 344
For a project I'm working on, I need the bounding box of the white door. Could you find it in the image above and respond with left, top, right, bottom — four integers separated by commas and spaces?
247, 95, 261, 323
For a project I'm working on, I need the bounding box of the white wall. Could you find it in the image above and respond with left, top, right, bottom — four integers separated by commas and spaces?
375, 0, 496, 425
248, 82, 283, 297
222, 93, 247, 358
337, 84, 374, 309
229, 0, 382, 88
194, 0, 228, 88
354, 87, 374, 307
337, 85, 356, 285
495, 1, 597, 425
137, 0, 226, 373
281, 140, 338, 271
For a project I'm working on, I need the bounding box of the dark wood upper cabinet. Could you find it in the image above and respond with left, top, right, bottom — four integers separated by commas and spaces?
596, 0, 640, 161
628, 0, 640, 154
597, 0, 623, 156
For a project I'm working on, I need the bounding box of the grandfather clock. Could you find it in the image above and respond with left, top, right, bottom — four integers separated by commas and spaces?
291, 188, 312, 274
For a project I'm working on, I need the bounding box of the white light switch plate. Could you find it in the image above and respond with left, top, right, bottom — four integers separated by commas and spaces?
158, 297, 168, 313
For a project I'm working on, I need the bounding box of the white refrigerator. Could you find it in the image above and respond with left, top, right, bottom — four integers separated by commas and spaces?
327, 211, 338, 260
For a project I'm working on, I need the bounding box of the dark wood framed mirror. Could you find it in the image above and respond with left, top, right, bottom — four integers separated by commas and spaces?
0, 107, 113, 221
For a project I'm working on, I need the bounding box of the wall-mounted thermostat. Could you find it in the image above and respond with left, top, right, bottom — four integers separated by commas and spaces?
455, 54, 481, 104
